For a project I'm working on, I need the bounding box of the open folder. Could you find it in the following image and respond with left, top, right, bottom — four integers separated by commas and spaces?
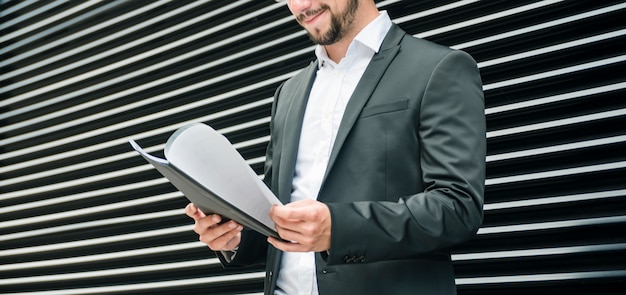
129, 122, 282, 239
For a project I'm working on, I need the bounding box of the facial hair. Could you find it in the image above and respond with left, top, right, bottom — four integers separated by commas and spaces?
297, 0, 359, 45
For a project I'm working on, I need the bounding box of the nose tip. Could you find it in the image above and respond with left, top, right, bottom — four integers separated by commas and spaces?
287, 0, 312, 12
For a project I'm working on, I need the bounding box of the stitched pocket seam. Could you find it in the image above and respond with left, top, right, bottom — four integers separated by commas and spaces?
360, 99, 408, 118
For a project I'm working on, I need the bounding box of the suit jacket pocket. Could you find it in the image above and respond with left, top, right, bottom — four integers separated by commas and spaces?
360, 99, 408, 118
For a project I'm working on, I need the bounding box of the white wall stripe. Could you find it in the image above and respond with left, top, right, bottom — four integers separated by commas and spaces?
0, 272, 266, 295
392, 0, 480, 24
246, 156, 268, 167
456, 270, 626, 285
487, 135, 626, 162
486, 161, 626, 186
478, 216, 626, 235
453, 243, 626, 261
484, 189, 626, 211
0, 259, 220, 285
487, 108, 626, 138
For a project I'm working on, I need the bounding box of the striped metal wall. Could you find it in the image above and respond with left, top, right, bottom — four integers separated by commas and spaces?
1, 0, 625, 294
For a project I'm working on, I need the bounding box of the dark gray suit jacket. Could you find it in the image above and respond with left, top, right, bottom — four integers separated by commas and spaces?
224, 24, 486, 295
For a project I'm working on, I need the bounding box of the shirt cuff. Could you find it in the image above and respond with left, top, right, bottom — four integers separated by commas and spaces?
220, 247, 239, 263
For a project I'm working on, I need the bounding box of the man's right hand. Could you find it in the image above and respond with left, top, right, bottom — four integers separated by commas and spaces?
185, 203, 243, 251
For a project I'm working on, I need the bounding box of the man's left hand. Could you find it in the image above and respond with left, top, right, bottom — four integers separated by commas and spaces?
267, 199, 331, 252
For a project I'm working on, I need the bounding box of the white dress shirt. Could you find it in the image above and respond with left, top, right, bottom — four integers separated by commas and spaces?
275, 11, 392, 295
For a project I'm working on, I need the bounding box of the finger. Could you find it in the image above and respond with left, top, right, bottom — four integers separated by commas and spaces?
193, 214, 222, 234
270, 209, 315, 237
209, 235, 241, 251
222, 231, 242, 250
185, 203, 206, 221
271, 207, 322, 234
204, 221, 243, 250
273, 223, 300, 242
271, 203, 320, 222
276, 223, 321, 247
270, 205, 302, 223
270, 208, 298, 227
185, 203, 198, 220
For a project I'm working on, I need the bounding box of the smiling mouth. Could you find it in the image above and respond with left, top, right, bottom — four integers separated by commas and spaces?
299, 8, 327, 24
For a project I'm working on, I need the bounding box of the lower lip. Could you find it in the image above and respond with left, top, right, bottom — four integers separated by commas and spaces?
305, 10, 325, 25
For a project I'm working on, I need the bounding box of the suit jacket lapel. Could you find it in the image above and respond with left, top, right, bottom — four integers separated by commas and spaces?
277, 61, 318, 203
321, 25, 405, 189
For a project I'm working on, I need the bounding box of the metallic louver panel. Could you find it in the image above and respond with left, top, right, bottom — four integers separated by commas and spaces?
1, 1, 624, 294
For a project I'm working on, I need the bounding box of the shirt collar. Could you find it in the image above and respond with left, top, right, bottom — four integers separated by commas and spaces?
316, 11, 392, 69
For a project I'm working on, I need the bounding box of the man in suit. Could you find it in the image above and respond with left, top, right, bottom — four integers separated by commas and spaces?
186, 0, 485, 294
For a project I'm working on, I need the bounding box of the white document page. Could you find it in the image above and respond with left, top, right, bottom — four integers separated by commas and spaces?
164, 123, 281, 230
